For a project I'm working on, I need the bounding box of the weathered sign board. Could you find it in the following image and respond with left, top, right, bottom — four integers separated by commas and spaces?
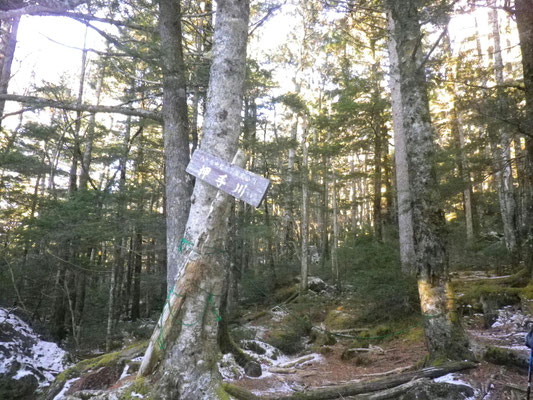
186, 149, 270, 208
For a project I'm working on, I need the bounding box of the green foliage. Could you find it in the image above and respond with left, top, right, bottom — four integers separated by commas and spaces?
265, 314, 312, 355
340, 236, 419, 322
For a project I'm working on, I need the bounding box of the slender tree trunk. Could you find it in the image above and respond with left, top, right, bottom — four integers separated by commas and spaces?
106, 253, 118, 352
282, 114, 298, 257
159, 0, 194, 292
131, 231, 142, 321
331, 171, 340, 291
0, 15, 19, 127
373, 125, 383, 241
138, 2, 250, 399
514, 0, 533, 274
350, 156, 358, 235
51, 266, 67, 341
387, 12, 415, 272
444, 34, 475, 241
300, 121, 309, 293
79, 57, 106, 190
68, 28, 89, 195
320, 157, 329, 269
386, 0, 470, 360
489, 3, 518, 255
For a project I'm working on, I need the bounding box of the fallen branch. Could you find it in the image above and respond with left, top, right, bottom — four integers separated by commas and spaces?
343, 345, 385, 355
331, 328, 370, 334
502, 382, 526, 393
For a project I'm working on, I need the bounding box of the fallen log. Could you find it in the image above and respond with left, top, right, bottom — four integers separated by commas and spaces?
355, 365, 414, 378
224, 361, 477, 400
269, 367, 298, 374
279, 355, 316, 369
346, 378, 429, 399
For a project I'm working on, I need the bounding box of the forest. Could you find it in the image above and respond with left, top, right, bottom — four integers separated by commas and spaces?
0, 0, 533, 399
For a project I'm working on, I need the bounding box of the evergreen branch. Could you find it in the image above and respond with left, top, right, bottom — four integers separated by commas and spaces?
0, 93, 162, 122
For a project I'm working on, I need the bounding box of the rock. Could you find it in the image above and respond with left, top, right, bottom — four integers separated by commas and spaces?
0, 369, 39, 400
480, 294, 499, 328
241, 340, 266, 355
0, 308, 68, 399
400, 379, 474, 400
308, 276, 328, 293
244, 361, 262, 377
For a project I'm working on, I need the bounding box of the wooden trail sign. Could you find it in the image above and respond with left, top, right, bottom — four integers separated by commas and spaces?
186, 149, 270, 208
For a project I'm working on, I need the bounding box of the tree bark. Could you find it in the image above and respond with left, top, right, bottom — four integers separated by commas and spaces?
159, 0, 194, 292
138, 1, 249, 399
386, 0, 469, 360
79, 55, 106, 190
331, 170, 340, 291
301, 119, 309, 293
387, 12, 415, 273
443, 33, 475, 241
0, 15, 19, 128
488, 2, 518, 256
514, 0, 533, 274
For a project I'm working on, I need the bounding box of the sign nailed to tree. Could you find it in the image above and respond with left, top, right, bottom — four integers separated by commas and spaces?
186, 149, 270, 208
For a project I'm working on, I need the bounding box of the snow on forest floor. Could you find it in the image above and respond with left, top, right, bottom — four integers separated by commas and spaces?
228, 272, 531, 399
0, 308, 69, 390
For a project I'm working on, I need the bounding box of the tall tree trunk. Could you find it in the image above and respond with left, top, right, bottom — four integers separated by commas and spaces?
331, 171, 340, 291
350, 156, 358, 235
387, 12, 415, 272
489, 2, 519, 255
68, 28, 89, 195
373, 125, 383, 241
138, 2, 250, 399
444, 33, 475, 241
131, 231, 142, 321
514, 0, 533, 274
300, 120, 309, 293
386, 0, 470, 360
79, 56, 106, 190
282, 114, 298, 258
159, 0, 194, 292
0, 15, 19, 127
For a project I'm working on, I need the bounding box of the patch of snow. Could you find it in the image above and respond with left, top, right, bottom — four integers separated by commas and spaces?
434, 373, 471, 386
130, 392, 144, 398
218, 353, 245, 380
119, 364, 130, 380
434, 373, 479, 400
270, 306, 289, 322
53, 377, 79, 400
0, 308, 69, 388
131, 356, 144, 362
13, 368, 34, 380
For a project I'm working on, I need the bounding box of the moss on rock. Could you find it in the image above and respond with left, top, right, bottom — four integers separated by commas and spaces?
324, 310, 358, 331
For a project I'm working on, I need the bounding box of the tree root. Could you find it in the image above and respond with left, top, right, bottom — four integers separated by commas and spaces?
223, 361, 477, 400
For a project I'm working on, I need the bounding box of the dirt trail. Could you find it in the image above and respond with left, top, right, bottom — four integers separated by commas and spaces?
229, 272, 532, 399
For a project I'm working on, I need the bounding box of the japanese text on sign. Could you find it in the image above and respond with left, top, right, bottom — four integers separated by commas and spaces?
186, 149, 270, 208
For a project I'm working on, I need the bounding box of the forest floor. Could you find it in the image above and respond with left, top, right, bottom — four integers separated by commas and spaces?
227, 271, 531, 399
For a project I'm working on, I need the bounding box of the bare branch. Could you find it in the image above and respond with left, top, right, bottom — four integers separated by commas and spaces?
0, 93, 162, 122
0, 1, 87, 19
